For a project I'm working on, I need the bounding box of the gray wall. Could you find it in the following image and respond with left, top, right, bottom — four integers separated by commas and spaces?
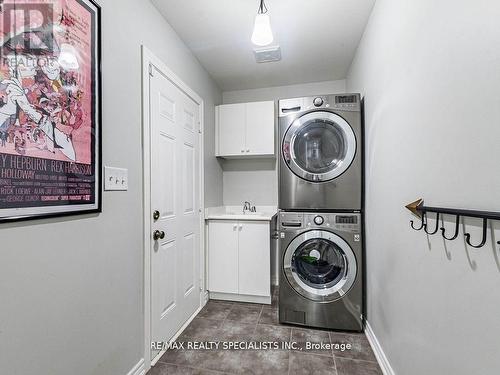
221, 80, 346, 206
222, 79, 346, 103
222, 159, 278, 206
0, 1, 222, 375
347, 1, 500, 374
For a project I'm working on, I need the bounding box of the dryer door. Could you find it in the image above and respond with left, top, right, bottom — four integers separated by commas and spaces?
283, 230, 357, 302
283, 112, 356, 182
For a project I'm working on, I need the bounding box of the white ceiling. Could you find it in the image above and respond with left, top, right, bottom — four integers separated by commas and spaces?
151, 0, 376, 91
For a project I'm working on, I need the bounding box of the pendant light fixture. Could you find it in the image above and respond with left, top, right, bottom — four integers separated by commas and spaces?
251, 0, 274, 46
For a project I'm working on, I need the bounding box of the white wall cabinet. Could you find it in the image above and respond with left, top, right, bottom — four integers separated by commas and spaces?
217, 103, 246, 156
216, 101, 275, 158
208, 220, 271, 303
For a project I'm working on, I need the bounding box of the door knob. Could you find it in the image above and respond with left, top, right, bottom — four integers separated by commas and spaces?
153, 210, 160, 221
153, 230, 165, 241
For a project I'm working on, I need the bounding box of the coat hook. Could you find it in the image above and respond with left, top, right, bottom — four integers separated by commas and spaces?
465, 218, 488, 248
424, 212, 440, 235
441, 215, 460, 241
410, 212, 426, 231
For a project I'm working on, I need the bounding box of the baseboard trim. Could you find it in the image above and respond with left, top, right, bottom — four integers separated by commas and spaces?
126, 358, 145, 375
150, 304, 204, 367
203, 291, 209, 304
365, 321, 395, 375
209, 292, 271, 305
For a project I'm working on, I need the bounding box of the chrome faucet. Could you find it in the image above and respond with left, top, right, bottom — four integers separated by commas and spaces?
243, 201, 256, 214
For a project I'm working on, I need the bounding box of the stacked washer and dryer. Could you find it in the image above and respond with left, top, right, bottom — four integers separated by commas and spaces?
277, 94, 364, 332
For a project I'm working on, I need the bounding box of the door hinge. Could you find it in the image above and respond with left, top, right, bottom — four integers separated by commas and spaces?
149, 64, 154, 77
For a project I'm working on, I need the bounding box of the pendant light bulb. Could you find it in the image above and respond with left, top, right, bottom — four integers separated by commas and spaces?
251, 1, 274, 46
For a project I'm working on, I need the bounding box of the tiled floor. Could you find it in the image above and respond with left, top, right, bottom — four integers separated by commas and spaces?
148, 288, 382, 375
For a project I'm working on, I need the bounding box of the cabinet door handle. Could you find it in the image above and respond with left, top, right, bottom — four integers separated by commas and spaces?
241, 149, 245, 153
233, 224, 238, 230
246, 149, 250, 153
239, 224, 243, 230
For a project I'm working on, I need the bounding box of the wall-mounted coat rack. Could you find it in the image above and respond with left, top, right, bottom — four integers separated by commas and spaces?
405, 199, 500, 248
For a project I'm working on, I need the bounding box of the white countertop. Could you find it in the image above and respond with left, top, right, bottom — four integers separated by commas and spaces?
205, 206, 277, 221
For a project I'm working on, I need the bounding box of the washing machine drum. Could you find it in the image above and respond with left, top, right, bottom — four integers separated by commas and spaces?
284, 230, 357, 302
283, 111, 356, 182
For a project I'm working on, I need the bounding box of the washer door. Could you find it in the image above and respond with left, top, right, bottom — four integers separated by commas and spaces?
283, 112, 356, 182
284, 230, 357, 302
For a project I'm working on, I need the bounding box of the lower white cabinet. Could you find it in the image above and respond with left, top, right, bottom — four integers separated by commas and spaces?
208, 221, 239, 294
208, 220, 271, 303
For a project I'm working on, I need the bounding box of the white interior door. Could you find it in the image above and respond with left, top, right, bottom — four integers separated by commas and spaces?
150, 67, 201, 358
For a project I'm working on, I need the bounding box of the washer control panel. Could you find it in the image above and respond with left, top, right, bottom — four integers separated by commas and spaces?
332, 215, 360, 233
279, 212, 361, 233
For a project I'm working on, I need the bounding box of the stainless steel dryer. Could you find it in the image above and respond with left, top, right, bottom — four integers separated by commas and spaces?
279, 211, 363, 332
279, 94, 363, 211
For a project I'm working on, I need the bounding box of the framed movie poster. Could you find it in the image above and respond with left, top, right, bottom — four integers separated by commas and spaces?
0, 0, 101, 222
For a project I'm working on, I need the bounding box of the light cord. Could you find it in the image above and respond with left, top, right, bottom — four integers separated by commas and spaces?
257, 0, 268, 14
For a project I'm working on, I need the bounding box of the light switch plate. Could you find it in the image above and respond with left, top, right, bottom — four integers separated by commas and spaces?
104, 167, 128, 191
